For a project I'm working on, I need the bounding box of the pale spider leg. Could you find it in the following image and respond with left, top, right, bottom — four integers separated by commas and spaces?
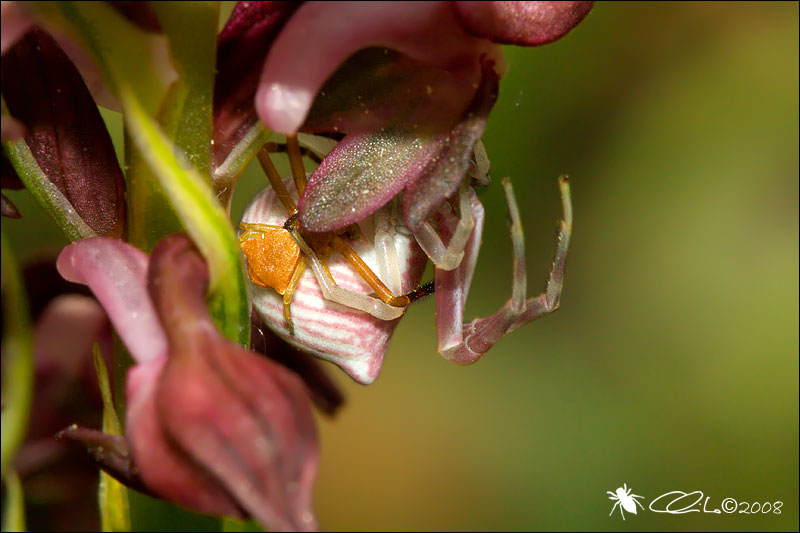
282, 256, 307, 336
239, 222, 285, 243
373, 204, 402, 295
609, 500, 621, 518
438, 177, 571, 363
286, 134, 308, 195
286, 225, 404, 320
413, 182, 476, 271
330, 236, 410, 307
434, 191, 485, 355
506, 175, 572, 333
256, 148, 297, 213
606, 491, 617, 497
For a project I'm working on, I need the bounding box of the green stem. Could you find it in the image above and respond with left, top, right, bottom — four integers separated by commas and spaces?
0, 230, 34, 481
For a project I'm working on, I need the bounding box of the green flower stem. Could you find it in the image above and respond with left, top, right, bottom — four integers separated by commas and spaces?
1, 471, 26, 532
122, 87, 250, 346
151, 1, 219, 178
94, 344, 131, 532
0, 230, 34, 481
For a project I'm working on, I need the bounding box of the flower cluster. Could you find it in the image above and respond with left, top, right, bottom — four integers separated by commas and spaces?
1, 1, 591, 529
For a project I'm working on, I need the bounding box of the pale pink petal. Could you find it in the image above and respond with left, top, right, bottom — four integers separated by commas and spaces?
147, 234, 320, 530
435, 191, 485, 363
256, 1, 499, 135
452, 1, 594, 46
126, 356, 247, 519
56, 238, 168, 364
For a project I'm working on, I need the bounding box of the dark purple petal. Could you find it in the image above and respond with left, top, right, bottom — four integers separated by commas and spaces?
302, 47, 470, 135
1, 28, 126, 238
402, 58, 498, 231
108, 1, 162, 33
452, 1, 594, 46
56, 427, 145, 492
297, 126, 440, 232
145, 234, 319, 531
298, 57, 497, 233
213, 1, 299, 169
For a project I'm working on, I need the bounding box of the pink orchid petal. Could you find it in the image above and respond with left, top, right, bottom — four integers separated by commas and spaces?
402, 58, 498, 231
0, 115, 25, 141
56, 238, 167, 365
435, 191, 485, 363
257, 1, 497, 135
146, 234, 320, 531
297, 128, 440, 232
452, 1, 594, 46
126, 356, 247, 519
0, 1, 32, 55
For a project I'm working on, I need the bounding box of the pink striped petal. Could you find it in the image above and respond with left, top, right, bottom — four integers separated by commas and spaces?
56, 238, 167, 365
243, 182, 427, 384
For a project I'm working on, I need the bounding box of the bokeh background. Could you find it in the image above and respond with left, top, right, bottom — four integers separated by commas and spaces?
4, 2, 798, 531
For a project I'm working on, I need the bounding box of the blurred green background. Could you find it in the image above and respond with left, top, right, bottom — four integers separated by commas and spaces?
4, 2, 798, 531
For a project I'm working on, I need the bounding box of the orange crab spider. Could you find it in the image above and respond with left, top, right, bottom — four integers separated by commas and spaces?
239, 135, 426, 335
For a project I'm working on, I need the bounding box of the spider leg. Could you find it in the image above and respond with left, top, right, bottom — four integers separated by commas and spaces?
374, 204, 403, 295
285, 134, 308, 196
609, 500, 620, 518
238, 222, 285, 242
413, 182, 476, 271
288, 226, 404, 320
257, 147, 297, 214
281, 256, 307, 335
436, 177, 572, 364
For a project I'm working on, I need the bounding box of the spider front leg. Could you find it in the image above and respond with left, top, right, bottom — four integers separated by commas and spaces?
435, 176, 572, 364
414, 181, 476, 271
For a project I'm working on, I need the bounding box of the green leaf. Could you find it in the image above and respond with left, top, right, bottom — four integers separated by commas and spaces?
121, 87, 250, 346
0, 231, 34, 481
1, 471, 26, 532
93, 344, 131, 532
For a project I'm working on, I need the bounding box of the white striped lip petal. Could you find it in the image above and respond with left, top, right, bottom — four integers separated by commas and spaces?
241, 182, 426, 384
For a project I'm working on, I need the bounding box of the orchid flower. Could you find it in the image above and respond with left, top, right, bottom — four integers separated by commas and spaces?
1, 1, 591, 529
224, 1, 589, 382
56, 234, 319, 532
